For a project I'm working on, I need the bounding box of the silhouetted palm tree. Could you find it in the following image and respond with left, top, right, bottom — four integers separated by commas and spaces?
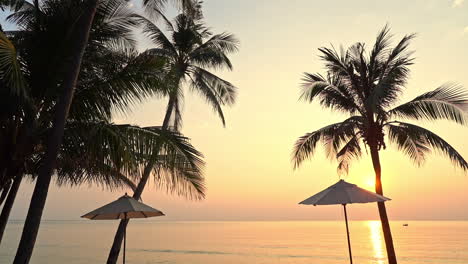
292, 26, 468, 264
106, 9, 239, 263
11, 0, 99, 261
0, 1, 203, 263
141, 12, 238, 129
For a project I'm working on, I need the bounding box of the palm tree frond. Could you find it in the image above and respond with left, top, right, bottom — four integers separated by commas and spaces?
138, 15, 177, 54
0, 31, 27, 97
386, 122, 468, 170
388, 84, 468, 124
189, 33, 239, 70
93, 0, 141, 49
0, 0, 28, 12
292, 116, 362, 169
369, 24, 392, 74
337, 136, 362, 175
300, 72, 361, 114
154, 159, 205, 200
368, 54, 414, 112
142, 0, 201, 20
188, 67, 237, 126
387, 123, 430, 166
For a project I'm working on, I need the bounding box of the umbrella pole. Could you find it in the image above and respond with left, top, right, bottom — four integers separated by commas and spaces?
123, 228, 126, 264
123, 213, 127, 264
343, 204, 353, 264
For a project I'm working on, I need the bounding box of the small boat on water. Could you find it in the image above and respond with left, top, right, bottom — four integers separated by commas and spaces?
403, 223, 409, 227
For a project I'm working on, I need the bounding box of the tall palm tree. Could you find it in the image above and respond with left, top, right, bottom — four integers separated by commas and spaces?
0, 0, 184, 262
0, 25, 162, 225
12, 0, 99, 261
106, 10, 239, 264
292, 26, 468, 264
0, 25, 31, 245
1, 1, 203, 262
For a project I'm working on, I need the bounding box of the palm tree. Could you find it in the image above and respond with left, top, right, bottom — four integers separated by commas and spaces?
0, 22, 161, 227
292, 26, 468, 264
0, 0, 188, 261
1, 1, 205, 262
0, 120, 205, 245
0, 0, 125, 247
12, 0, 99, 261
0, 26, 30, 245
106, 9, 239, 264
0, 0, 200, 189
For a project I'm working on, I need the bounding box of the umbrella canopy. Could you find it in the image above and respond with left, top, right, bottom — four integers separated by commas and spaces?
81, 194, 164, 220
81, 194, 164, 264
299, 179, 390, 206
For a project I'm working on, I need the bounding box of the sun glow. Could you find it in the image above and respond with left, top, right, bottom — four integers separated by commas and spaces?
362, 176, 375, 191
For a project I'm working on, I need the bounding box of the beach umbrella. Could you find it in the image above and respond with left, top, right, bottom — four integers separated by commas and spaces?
81, 193, 164, 264
299, 179, 390, 264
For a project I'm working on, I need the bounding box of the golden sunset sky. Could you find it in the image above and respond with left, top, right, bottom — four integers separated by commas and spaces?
10, 0, 468, 221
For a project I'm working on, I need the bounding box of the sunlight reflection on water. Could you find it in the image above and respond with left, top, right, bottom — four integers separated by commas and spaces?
368, 221, 385, 264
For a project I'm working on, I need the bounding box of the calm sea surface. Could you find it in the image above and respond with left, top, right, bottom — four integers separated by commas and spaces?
0, 220, 467, 263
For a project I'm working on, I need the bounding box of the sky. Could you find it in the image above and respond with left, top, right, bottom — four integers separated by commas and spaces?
8, 0, 468, 221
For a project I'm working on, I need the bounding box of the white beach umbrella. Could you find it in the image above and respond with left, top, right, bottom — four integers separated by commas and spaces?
81, 193, 164, 264
299, 179, 390, 264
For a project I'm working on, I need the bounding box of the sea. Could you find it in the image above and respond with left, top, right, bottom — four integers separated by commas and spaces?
0, 220, 467, 264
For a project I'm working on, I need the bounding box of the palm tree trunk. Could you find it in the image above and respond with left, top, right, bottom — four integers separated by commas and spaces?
106, 95, 176, 264
370, 146, 397, 264
0, 175, 22, 245
162, 95, 176, 129
33, 0, 40, 24
13, 1, 99, 263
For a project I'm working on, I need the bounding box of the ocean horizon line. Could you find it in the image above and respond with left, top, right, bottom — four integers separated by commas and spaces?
7, 219, 468, 222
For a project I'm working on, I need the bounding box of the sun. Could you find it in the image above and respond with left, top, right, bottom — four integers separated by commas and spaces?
363, 177, 375, 190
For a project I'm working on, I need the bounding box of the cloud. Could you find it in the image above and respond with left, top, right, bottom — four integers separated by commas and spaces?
452, 0, 465, 7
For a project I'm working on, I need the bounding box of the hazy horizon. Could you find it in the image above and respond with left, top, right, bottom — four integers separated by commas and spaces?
7, 0, 468, 221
